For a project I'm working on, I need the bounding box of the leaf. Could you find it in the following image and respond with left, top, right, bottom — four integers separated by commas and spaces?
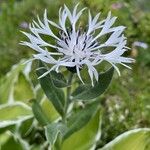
100, 128, 150, 150
72, 67, 114, 101
13, 73, 35, 103
0, 132, 10, 146
0, 102, 33, 128
0, 60, 32, 104
61, 108, 101, 150
36, 63, 65, 116
64, 101, 100, 139
45, 123, 67, 147
32, 100, 50, 126
0, 131, 30, 150
0, 62, 25, 104
0, 134, 25, 150
19, 117, 33, 136
41, 98, 60, 122
51, 71, 68, 88
0, 125, 15, 135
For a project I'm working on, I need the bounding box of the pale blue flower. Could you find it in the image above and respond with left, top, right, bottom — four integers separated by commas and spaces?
21, 4, 134, 86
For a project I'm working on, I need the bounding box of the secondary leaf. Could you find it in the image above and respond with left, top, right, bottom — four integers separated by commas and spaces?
0, 60, 32, 104
51, 71, 68, 88
45, 123, 67, 147
0, 102, 33, 128
1, 134, 25, 150
13, 73, 35, 103
99, 128, 150, 150
61, 108, 101, 150
36, 63, 65, 116
41, 98, 60, 122
64, 100, 100, 139
32, 100, 50, 126
0, 62, 25, 104
71, 67, 114, 101
19, 117, 33, 136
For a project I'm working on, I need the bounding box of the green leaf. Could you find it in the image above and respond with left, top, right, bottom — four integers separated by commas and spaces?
1, 134, 25, 150
13, 73, 35, 103
0, 125, 15, 135
0, 131, 30, 150
64, 101, 100, 139
0, 60, 32, 104
0, 102, 32, 128
51, 71, 68, 88
45, 123, 67, 147
0, 62, 25, 104
31, 145, 41, 150
36, 64, 65, 116
72, 67, 114, 101
19, 117, 33, 136
61, 108, 101, 150
32, 100, 50, 126
0, 132, 10, 146
100, 128, 150, 150
41, 98, 60, 122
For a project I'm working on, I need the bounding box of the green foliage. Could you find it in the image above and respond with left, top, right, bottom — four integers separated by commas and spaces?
0, 60, 108, 149
0, 62, 41, 149
0, 102, 32, 128
36, 65, 65, 116
50, 71, 69, 88
61, 109, 101, 150
1, 134, 25, 150
32, 100, 50, 126
64, 101, 100, 139
14, 73, 34, 102
0, 60, 34, 104
72, 67, 114, 101
98, 67, 150, 147
0, 0, 50, 76
100, 128, 150, 150
45, 123, 67, 148
41, 98, 60, 122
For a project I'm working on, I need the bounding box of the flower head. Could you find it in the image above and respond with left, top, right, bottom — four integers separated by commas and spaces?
21, 4, 134, 86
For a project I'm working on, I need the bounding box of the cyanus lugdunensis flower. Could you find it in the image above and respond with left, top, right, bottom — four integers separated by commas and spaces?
21, 4, 134, 86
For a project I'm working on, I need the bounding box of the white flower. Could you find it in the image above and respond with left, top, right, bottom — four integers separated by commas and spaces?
133, 41, 148, 49
21, 4, 134, 86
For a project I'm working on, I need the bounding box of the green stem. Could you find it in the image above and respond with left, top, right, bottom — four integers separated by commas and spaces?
62, 72, 74, 123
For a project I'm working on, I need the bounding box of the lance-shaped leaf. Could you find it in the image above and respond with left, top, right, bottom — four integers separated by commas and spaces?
51, 71, 68, 88
41, 98, 60, 122
13, 73, 35, 103
0, 133, 26, 150
99, 128, 150, 150
32, 100, 50, 126
63, 101, 100, 140
45, 122, 67, 148
71, 67, 114, 101
0, 102, 33, 128
0, 62, 25, 104
36, 64, 65, 116
61, 108, 101, 150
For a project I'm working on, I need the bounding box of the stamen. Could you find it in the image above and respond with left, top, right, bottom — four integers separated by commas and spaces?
65, 38, 68, 45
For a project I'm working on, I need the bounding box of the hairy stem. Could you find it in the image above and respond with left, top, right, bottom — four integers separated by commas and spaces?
62, 72, 74, 123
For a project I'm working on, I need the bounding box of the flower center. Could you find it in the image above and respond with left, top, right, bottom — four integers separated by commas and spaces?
57, 27, 99, 73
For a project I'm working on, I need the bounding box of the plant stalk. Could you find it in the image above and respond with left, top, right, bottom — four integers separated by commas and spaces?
62, 72, 74, 123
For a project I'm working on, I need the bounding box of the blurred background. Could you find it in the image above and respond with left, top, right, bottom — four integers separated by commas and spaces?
0, 0, 150, 148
